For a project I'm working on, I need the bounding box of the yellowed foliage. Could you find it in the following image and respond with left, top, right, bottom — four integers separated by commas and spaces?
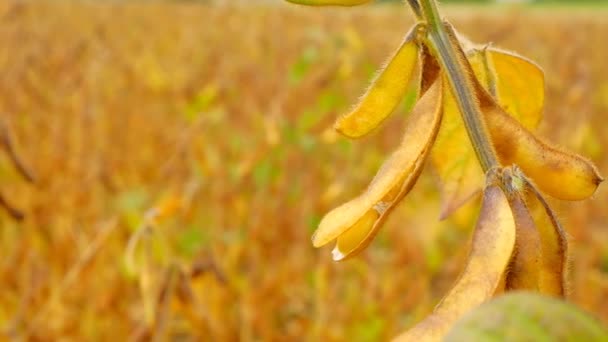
467, 40, 603, 202
470, 47, 545, 129
432, 47, 546, 218
3, 2, 608, 340
433, 31, 601, 217
431, 77, 484, 218
147, 194, 184, 224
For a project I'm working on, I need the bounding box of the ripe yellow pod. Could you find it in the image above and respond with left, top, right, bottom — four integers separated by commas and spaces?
501, 168, 541, 291
395, 179, 516, 342
285, 0, 373, 5
431, 37, 546, 219
525, 179, 569, 297
486, 104, 602, 201
449, 25, 601, 203
312, 81, 443, 261
334, 25, 422, 138
465, 68, 603, 201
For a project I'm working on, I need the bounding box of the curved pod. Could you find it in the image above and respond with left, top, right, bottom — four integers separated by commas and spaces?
396, 181, 516, 342
313, 81, 443, 261
335, 25, 422, 138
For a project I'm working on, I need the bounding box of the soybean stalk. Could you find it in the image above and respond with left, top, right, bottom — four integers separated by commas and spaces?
407, 0, 499, 172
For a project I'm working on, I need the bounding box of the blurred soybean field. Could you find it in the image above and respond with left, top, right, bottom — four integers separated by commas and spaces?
1, 0, 608, 341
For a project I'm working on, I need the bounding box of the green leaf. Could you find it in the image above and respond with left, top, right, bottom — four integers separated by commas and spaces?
445, 292, 608, 341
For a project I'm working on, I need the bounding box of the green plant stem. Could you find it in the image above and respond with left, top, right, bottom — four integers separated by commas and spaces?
416, 0, 499, 172
405, 0, 423, 20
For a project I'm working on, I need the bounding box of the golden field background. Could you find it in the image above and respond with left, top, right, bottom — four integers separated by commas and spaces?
1, 1, 607, 340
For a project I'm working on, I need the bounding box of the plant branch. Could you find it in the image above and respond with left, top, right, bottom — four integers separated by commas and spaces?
418, 0, 499, 172
405, 0, 423, 21
0, 118, 36, 183
0, 191, 24, 221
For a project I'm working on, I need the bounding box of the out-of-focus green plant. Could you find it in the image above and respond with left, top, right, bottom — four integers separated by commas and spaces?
445, 292, 608, 341
284, 0, 604, 340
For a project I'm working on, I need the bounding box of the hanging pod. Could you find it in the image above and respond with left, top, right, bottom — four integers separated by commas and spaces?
335, 24, 424, 138
487, 104, 603, 201
501, 168, 542, 292
395, 172, 517, 342
443, 24, 603, 202
312, 80, 443, 261
502, 167, 569, 297
431, 40, 546, 218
